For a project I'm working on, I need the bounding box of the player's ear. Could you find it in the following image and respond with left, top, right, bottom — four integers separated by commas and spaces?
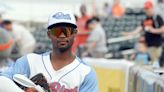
73, 28, 77, 35
72, 29, 77, 38
47, 30, 51, 39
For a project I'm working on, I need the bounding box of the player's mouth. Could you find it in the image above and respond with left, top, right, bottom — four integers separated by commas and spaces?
58, 40, 69, 46
59, 41, 67, 44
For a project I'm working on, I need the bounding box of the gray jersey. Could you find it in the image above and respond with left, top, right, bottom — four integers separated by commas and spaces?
87, 24, 108, 53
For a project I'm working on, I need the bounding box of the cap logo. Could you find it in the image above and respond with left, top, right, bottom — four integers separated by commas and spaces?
52, 12, 71, 20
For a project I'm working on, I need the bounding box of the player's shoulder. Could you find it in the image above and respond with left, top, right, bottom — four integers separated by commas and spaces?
17, 52, 49, 63
75, 57, 97, 85
76, 56, 90, 68
26, 52, 47, 56
26, 52, 49, 58
75, 56, 96, 75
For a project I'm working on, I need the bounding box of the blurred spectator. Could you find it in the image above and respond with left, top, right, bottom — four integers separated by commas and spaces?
102, 2, 112, 16
131, 40, 151, 64
0, 28, 14, 72
112, 0, 125, 18
1, 20, 13, 37
72, 4, 91, 53
156, 0, 164, 19
123, 1, 164, 62
84, 17, 108, 58
2, 20, 36, 56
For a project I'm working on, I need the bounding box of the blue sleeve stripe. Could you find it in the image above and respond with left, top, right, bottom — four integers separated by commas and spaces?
79, 69, 98, 92
76, 56, 89, 66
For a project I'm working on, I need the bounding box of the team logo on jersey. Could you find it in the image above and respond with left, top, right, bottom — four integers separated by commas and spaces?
50, 82, 78, 92
53, 12, 71, 20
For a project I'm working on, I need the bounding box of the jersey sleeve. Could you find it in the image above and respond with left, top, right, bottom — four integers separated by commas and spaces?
87, 30, 100, 43
157, 15, 164, 27
0, 55, 30, 80
79, 70, 98, 92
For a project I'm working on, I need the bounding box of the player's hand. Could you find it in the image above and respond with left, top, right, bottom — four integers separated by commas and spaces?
25, 87, 37, 92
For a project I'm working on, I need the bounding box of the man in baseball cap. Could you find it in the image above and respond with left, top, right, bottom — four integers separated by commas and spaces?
47, 11, 77, 29
123, 1, 164, 63
47, 11, 78, 53
0, 11, 98, 92
144, 1, 154, 17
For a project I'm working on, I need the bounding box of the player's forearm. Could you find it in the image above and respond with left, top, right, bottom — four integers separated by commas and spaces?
25, 87, 37, 92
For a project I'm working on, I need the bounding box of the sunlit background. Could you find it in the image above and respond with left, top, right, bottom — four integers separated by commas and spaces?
0, 0, 164, 92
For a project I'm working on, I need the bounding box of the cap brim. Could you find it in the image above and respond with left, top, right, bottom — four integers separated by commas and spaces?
48, 22, 77, 29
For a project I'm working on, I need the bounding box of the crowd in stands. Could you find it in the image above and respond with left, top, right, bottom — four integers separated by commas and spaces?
1, 0, 164, 72
0, 18, 36, 72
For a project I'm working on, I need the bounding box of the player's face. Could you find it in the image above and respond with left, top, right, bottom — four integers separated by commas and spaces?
48, 26, 77, 52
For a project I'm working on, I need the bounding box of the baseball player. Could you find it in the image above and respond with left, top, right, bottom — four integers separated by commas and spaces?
0, 11, 98, 92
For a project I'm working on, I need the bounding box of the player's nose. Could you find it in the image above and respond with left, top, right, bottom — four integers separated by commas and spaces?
58, 32, 66, 38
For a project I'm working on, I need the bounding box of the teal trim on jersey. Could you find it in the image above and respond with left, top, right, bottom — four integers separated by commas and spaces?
76, 56, 88, 66
76, 56, 98, 92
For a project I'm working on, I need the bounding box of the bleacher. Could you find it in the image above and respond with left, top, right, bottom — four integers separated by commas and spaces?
100, 8, 146, 58
32, 27, 52, 54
